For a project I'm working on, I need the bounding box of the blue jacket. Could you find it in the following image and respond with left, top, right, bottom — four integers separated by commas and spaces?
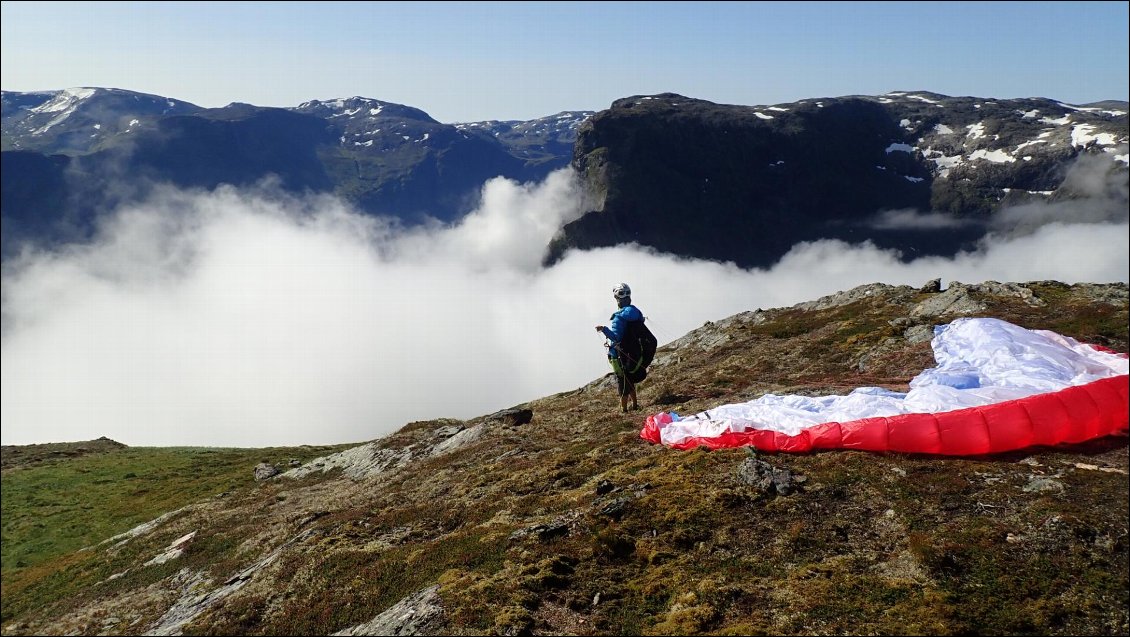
601, 304, 643, 359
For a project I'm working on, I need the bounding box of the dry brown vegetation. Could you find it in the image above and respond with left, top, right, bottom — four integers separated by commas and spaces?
2, 281, 1127, 636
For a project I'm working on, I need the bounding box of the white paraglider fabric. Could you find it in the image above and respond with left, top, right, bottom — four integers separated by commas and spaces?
645, 318, 1128, 451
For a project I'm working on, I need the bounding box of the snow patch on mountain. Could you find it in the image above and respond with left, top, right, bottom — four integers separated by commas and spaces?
1071, 123, 1121, 147
969, 148, 1017, 163
907, 94, 942, 105
924, 150, 965, 177
30, 87, 96, 114
27, 87, 98, 135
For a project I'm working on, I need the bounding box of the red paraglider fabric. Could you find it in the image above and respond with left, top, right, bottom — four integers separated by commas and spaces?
641, 318, 1128, 455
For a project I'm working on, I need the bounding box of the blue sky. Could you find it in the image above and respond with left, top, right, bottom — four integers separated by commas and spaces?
2, 1, 1128, 122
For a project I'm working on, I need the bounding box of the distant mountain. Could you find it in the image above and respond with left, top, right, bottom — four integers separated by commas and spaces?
3, 87, 1126, 265
1, 87, 202, 154
290, 96, 592, 221
1, 88, 592, 256
549, 91, 1128, 268
455, 112, 593, 168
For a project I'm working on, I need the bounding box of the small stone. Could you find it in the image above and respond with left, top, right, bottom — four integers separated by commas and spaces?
254, 462, 280, 481
919, 278, 943, 293
488, 408, 534, 426
1023, 476, 1065, 494
595, 479, 616, 495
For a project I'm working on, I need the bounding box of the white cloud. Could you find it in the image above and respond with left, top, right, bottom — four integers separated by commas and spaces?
991, 151, 1129, 236
868, 208, 980, 230
2, 167, 1127, 447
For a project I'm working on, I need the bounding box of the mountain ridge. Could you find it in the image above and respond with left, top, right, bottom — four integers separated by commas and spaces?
3, 87, 1125, 265
2, 279, 1126, 636
550, 91, 1128, 268
1, 87, 594, 256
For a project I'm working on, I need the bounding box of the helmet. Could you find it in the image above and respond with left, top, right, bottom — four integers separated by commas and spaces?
612, 283, 631, 300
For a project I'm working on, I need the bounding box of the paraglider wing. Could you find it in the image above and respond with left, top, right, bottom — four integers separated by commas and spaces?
641, 318, 1129, 455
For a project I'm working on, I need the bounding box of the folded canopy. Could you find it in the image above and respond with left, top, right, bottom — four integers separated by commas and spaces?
640, 317, 1129, 455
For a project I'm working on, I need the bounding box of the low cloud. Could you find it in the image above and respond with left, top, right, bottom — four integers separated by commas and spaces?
991, 150, 1130, 236
2, 165, 1126, 447
868, 208, 981, 230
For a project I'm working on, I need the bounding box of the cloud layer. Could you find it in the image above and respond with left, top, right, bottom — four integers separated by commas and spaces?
2, 165, 1127, 447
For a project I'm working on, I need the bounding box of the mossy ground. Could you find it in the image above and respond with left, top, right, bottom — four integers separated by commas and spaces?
0, 443, 353, 626
2, 282, 1127, 636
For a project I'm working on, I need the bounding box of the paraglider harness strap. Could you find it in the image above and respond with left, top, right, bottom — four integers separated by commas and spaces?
608, 351, 632, 397
609, 312, 645, 374
613, 343, 644, 374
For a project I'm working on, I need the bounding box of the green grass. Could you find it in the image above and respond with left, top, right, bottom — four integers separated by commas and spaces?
0, 444, 351, 592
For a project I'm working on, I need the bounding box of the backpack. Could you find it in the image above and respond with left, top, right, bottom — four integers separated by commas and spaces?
619, 317, 658, 383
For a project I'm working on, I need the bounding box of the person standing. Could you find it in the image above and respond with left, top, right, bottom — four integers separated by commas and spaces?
596, 283, 653, 412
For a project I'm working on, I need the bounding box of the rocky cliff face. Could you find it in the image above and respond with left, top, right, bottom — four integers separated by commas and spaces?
2, 280, 1126, 636
551, 92, 1128, 267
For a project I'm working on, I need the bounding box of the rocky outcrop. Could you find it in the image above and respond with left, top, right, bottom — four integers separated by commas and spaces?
552, 92, 1128, 267
253, 463, 281, 481
332, 585, 446, 636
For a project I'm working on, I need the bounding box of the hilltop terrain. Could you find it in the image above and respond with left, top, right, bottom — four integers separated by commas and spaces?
1, 280, 1127, 636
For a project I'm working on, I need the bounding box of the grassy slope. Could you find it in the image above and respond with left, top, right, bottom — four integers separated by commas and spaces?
0, 443, 354, 621
1, 281, 1127, 636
